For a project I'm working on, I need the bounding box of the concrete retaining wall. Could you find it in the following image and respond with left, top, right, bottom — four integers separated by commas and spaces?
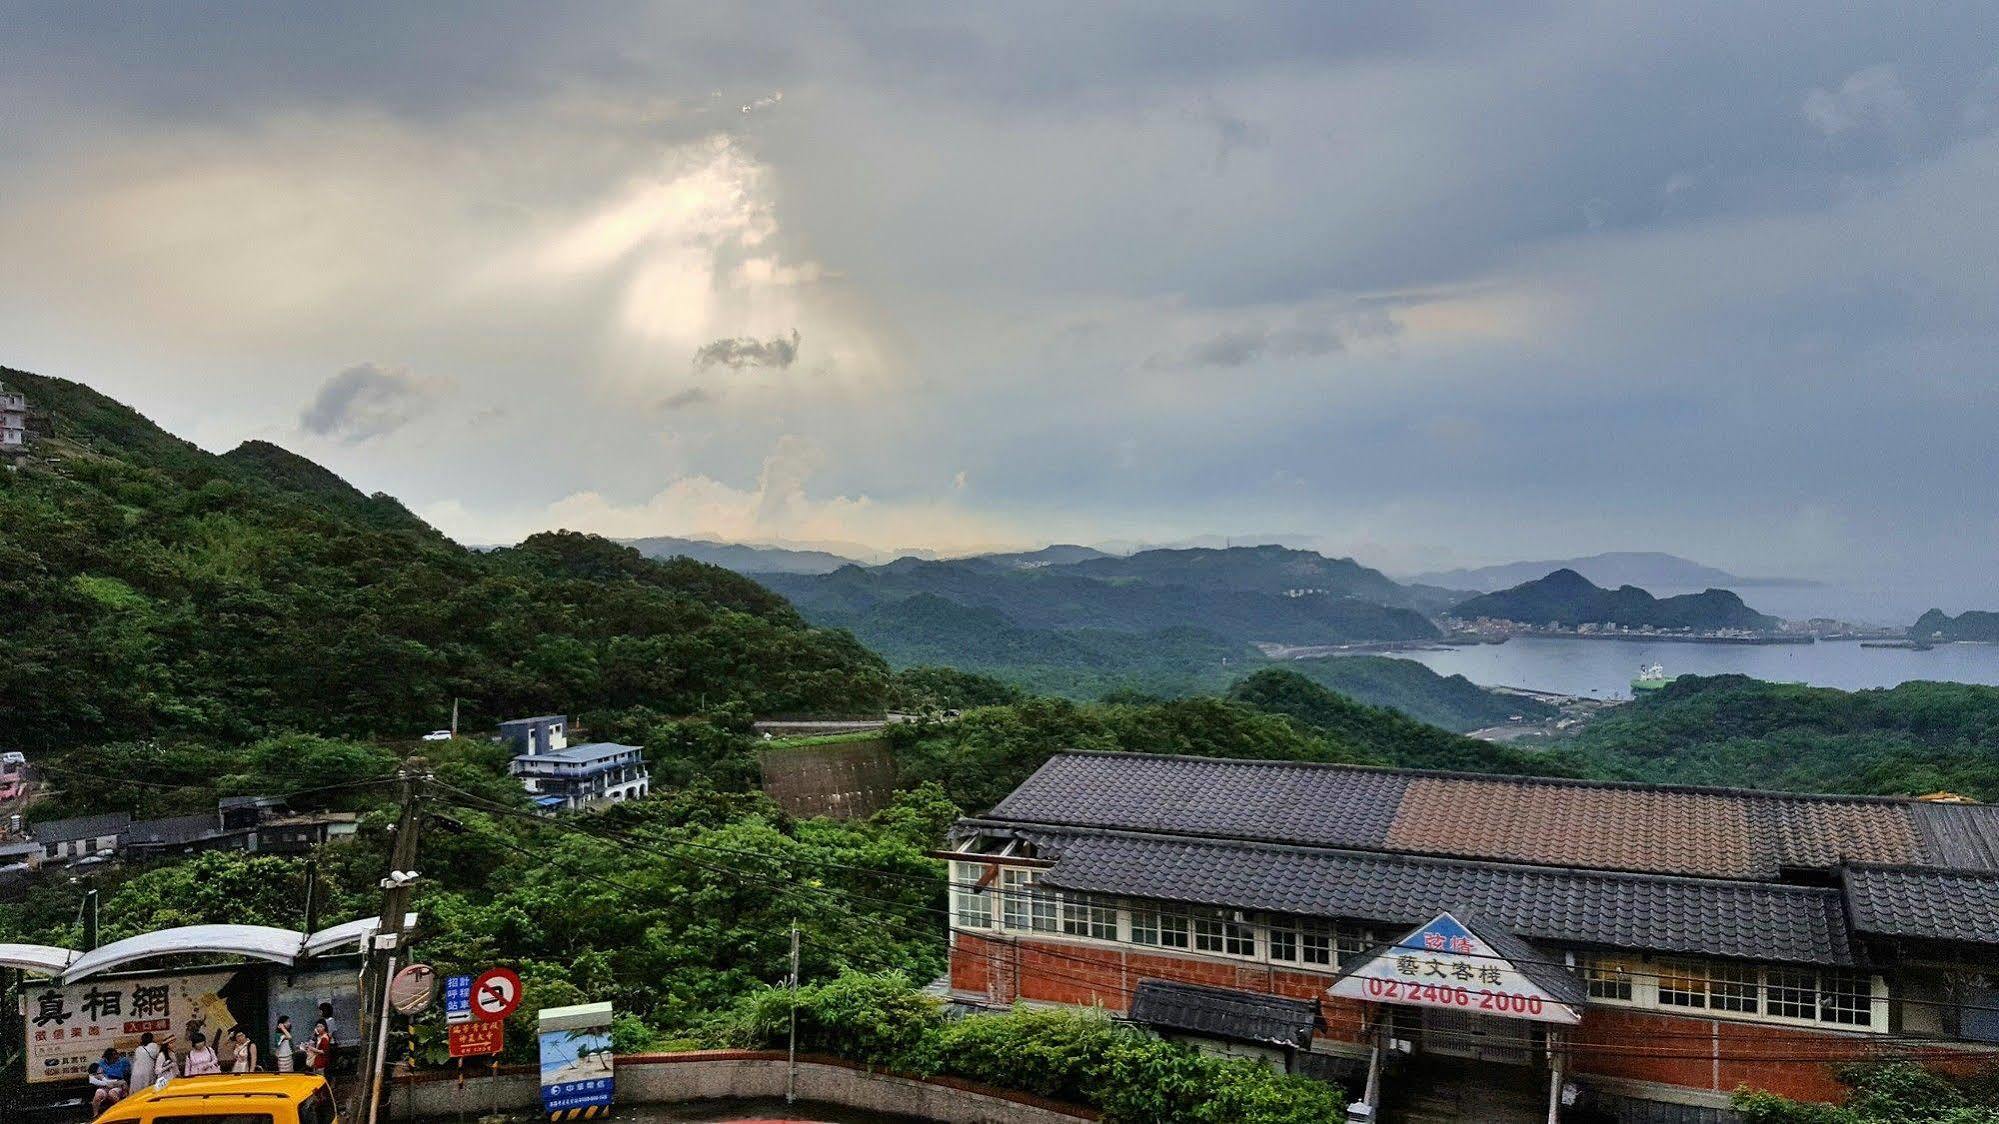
388, 1051, 1096, 1123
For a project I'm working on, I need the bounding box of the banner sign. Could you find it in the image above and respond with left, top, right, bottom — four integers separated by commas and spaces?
1327, 912, 1580, 1025
444, 974, 473, 1025
20, 967, 260, 1083
538, 1001, 614, 1120
448, 1019, 504, 1058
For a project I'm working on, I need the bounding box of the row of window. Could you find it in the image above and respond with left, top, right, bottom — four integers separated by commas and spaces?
953, 864, 1885, 1033
954, 863, 1373, 968
1583, 956, 1878, 1028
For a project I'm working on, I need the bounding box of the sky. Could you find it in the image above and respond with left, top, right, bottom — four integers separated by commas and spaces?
3, 3, 1998, 600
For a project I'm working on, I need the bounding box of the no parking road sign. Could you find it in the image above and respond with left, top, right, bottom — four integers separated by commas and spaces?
471, 967, 522, 1022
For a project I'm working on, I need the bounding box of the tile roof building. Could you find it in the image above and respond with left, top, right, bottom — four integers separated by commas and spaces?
944, 752, 1999, 1121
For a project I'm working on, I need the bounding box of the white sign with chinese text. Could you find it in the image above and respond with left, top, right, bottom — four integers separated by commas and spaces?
1327, 912, 1580, 1025
19, 967, 261, 1083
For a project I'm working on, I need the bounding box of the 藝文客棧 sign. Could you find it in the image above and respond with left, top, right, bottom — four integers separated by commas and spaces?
1326, 912, 1580, 1025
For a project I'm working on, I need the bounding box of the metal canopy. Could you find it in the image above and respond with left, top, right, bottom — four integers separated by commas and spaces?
62, 924, 306, 983
302, 913, 417, 959
0, 943, 77, 976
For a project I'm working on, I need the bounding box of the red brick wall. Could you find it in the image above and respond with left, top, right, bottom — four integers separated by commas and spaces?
954, 935, 1888, 1105
1571, 1006, 1875, 1104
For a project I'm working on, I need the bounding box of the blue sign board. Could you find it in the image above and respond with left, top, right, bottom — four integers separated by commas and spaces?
538, 1001, 614, 1120
444, 975, 472, 1024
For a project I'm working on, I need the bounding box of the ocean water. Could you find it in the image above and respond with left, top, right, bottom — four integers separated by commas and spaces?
1388, 635, 1999, 699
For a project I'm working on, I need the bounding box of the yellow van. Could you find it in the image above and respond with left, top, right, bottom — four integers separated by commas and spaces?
95, 1074, 340, 1124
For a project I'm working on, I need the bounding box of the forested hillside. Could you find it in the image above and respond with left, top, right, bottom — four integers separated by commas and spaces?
0, 367, 887, 750
1559, 675, 1999, 798
1278, 655, 1557, 731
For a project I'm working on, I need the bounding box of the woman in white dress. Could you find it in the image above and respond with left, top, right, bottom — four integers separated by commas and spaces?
273, 1016, 296, 1073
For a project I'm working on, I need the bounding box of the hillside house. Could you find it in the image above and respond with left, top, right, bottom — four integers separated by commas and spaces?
0, 382, 27, 450
944, 752, 1999, 1121
501, 714, 649, 812
29, 813, 131, 864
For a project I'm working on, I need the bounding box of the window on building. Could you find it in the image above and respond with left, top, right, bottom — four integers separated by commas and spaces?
999, 867, 1038, 930
1766, 967, 1817, 1021
1132, 907, 1189, 948
1819, 971, 1873, 1027
1335, 926, 1373, 965
1270, 917, 1336, 966
1193, 911, 1255, 957
1657, 960, 1710, 1008
1710, 962, 1759, 1014
1583, 957, 1634, 1002
1061, 896, 1117, 941
951, 862, 992, 930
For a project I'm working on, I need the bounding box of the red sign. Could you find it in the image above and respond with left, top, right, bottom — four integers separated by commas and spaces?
448, 1020, 504, 1058
471, 967, 523, 1022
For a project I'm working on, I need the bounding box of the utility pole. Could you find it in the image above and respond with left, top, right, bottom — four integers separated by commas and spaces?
450, 697, 460, 738
786, 923, 800, 1105
351, 760, 427, 1124
82, 889, 99, 951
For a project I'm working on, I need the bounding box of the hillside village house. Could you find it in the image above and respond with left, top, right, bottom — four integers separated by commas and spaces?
943, 752, 1999, 1122
501, 714, 650, 811
28, 813, 131, 864
0, 381, 28, 450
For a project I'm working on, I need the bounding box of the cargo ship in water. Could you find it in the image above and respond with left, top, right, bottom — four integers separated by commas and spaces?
1631, 663, 1677, 693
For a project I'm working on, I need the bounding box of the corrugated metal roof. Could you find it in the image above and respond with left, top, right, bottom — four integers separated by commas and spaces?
514, 741, 639, 765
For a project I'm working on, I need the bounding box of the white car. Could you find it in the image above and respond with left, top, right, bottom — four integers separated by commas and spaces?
421, 730, 453, 742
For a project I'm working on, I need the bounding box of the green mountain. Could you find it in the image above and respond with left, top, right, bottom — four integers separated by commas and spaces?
1448, 568, 1779, 630
1559, 675, 1999, 799
760, 553, 1441, 648
819, 593, 1254, 698
0, 366, 887, 750
1278, 655, 1558, 732
625, 534, 858, 575
1911, 609, 1999, 642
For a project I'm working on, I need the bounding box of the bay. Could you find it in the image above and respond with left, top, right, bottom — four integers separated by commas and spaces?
1387, 635, 1999, 699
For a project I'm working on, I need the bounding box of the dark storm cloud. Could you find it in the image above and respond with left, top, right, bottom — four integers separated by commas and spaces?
693, 330, 801, 371
300, 363, 452, 442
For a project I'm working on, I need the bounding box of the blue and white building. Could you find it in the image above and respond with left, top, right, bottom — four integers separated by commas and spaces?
502, 714, 649, 812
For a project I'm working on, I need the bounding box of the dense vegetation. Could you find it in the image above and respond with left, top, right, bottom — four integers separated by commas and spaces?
892, 669, 1582, 813
0, 367, 887, 751
1913, 609, 1999, 642
1734, 1062, 1999, 1123
1449, 567, 1778, 630
1557, 675, 1999, 798
714, 970, 1347, 1123
1280, 654, 1557, 731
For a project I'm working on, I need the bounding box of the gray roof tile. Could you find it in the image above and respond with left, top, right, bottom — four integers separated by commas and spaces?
1128, 980, 1317, 1047
1842, 864, 1999, 947
984, 822, 1854, 965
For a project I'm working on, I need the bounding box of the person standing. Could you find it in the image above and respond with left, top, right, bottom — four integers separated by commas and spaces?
183, 1031, 221, 1076
273, 1015, 296, 1074
305, 1019, 332, 1075
129, 1033, 163, 1094
226, 1026, 258, 1074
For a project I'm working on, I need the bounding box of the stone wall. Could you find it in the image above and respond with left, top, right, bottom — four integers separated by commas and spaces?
387, 1050, 1097, 1123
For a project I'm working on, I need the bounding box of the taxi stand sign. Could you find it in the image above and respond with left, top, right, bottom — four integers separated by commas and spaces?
444, 975, 472, 1025
1327, 912, 1581, 1025
538, 1001, 614, 1121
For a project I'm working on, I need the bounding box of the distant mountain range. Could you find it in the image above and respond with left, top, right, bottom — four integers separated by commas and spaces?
1449, 568, 1780, 631
1409, 552, 1815, 593
759, 546, 1443, 651
624, 535, 861, 574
